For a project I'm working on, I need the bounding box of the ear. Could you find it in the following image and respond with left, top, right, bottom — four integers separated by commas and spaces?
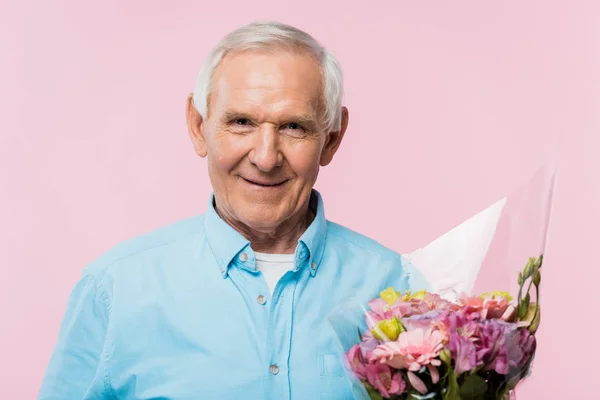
320, 106, 349, 166
186, 93, 208, 158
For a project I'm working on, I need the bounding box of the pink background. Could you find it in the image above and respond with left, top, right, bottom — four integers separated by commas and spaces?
2, 1, 599, 398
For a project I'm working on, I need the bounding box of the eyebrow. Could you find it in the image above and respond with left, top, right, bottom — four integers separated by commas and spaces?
221, 111, 320, 131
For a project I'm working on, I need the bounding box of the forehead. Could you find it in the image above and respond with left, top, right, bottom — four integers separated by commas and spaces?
209, 50, 323, 118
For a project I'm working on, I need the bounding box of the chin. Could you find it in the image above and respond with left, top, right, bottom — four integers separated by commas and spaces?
239, 206, 284, 227
243, 217, 281, 232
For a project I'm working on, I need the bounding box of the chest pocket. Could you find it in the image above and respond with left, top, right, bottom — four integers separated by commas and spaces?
318, 353, 357, 399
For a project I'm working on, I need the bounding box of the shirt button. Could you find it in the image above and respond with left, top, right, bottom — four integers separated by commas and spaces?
239, 252, 248, 262
269, 364, 279, 375
257, 294, 267, 305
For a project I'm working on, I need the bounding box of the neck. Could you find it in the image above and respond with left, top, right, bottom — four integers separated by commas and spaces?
215, 201, 315, 255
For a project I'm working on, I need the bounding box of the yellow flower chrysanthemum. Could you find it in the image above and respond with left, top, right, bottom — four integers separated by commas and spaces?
400, 289, 426, 302
371, 317, 404, 341
379, 287, 401, 305
480, 291, 513, 302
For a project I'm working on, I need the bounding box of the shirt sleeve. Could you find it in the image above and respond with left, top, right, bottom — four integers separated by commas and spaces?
37, 273, 110, 399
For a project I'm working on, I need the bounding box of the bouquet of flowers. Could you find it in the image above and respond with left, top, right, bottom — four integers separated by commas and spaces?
345, 256, 541, 400
330, 160, 557, 400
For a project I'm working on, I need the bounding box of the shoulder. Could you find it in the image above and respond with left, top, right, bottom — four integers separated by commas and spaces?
83, 214, 206, 280
324, 220, 429, 291
325, 220, 400, 261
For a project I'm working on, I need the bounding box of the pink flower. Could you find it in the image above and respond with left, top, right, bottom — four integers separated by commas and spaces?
448, 310, 479, 339
427, 364, 440, 384
402, 310, 449, 342
370, 328, 445, 371
422, 292, 452, 312
359, 331, 380, 360
364, 363, 406, 398
369, 296, 419, 320
366, 298, 396, 328
346, 344, 367, 380
453, 294, 485, 320
455, 293, 484, 309
407, 371, 428, 394
482, 296, 516, 322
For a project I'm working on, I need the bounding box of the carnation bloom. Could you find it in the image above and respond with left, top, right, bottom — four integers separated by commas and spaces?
482, 294, 516, 322
505, 327, 537, 370
370, 328, 444, 371
453, 294, 485, 320
477, 319, 513, 374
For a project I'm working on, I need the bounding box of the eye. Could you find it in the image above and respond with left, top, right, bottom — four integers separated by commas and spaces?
234, 118, 250, 126
283, 122, 303, 130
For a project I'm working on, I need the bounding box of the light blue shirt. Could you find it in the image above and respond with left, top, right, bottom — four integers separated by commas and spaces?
38, 190, 428, 399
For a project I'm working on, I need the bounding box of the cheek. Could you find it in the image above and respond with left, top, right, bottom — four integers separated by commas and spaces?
286, 148, 322, 180
208, 135, 247, 173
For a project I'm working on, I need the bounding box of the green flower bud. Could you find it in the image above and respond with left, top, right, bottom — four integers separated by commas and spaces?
523, 258, 534, 279
533, 269, 541, 286
439, 348, 452, 365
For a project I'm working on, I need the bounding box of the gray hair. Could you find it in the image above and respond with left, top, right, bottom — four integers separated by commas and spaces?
192, 20, 344, 132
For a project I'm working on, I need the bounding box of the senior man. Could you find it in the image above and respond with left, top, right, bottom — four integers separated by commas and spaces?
38, 20, 427, 399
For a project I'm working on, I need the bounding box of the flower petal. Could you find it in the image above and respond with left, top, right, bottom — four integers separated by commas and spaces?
407, 371, 428, 394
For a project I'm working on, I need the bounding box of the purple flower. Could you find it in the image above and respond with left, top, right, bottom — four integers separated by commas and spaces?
477, 319, 514, 375
447, 332, 478, 375
402, 310, 445, 331
359, 330, 380, 360
506, 327, 537, 370
448, 310, 480, 338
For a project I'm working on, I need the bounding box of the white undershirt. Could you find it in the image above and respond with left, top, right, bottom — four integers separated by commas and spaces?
254, 251, 296, 295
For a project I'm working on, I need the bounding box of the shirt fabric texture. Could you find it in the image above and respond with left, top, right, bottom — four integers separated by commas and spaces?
38, 190, 429, 400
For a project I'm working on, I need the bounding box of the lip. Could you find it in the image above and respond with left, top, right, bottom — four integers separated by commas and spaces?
241, 177, 289, 187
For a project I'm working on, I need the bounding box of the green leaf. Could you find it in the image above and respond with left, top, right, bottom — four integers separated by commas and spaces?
358, 327, 363, 342
365, 382, 384, 400
459, 375, 488, 400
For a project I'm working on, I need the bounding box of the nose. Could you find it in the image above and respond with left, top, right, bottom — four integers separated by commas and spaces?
248, 124, 283, 172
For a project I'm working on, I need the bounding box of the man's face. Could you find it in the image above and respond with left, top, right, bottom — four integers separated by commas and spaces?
186, 50, 348, 233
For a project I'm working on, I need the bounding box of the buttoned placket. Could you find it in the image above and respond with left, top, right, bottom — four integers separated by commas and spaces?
219, 242, 315, 400
263, 243, 315, 400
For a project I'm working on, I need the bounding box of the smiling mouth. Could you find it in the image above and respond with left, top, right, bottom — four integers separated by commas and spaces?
242, 177, 288, 187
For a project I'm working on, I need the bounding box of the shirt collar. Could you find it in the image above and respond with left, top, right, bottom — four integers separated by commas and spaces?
203, 189, 327, 278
